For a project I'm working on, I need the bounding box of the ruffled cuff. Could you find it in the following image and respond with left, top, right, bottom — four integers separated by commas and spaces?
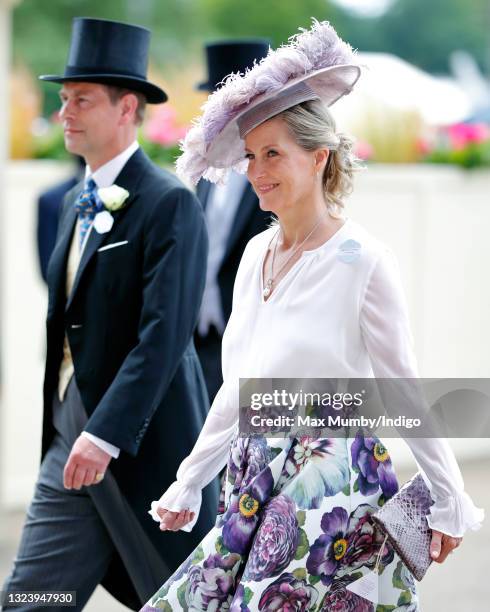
427, 490, 485, 538
148, 481, 202, 533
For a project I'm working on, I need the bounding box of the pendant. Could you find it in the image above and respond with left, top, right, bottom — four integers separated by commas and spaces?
263, 279, 273, 298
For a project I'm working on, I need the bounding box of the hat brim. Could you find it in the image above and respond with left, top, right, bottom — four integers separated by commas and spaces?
205, 64, 361, 169
39, 73, 167, 104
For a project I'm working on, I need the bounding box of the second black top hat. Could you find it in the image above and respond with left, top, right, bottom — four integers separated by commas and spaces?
197, 39, 271, 92
40, 18, 167, 104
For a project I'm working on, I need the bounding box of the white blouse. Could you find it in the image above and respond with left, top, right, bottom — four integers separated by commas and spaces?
150, 217, 484, 537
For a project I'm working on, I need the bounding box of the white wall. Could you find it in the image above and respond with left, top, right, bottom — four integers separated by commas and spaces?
1, 161, 71, 506
1, 162, 489, 508
348, 164, 490, 378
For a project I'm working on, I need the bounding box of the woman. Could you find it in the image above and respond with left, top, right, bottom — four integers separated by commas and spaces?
141, 21, 483, 611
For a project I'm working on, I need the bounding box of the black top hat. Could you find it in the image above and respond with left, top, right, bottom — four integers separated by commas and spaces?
197, 39, 271, 92
39, 18, 167, 104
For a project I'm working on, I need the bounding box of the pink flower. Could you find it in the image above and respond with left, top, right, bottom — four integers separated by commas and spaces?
144, 106, 188, 146
447, 123, 489, 150
416, 137, 433, 156
354, 141, 373, 161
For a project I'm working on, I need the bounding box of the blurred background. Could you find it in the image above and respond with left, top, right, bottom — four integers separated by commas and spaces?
1, 0, 489, 609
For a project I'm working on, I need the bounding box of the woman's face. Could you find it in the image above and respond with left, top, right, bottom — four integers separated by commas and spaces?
244, 115, 324, 215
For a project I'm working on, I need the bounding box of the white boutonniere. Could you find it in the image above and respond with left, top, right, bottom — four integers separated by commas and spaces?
98, 184, 130, 212
93, 184, 130, 234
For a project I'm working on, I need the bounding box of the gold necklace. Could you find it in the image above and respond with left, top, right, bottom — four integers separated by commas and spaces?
263, 212, 327, 299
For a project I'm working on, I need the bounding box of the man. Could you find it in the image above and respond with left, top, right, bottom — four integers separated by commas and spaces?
194, 40, 272, 404
2, 18, 218, 611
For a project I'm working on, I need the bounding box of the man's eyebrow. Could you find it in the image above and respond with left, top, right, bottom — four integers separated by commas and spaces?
59, 87, 92, 97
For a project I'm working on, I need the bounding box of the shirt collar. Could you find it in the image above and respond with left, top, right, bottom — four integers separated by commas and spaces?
84, 140, 139, 188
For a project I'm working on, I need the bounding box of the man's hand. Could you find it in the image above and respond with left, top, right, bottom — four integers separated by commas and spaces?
430, 529, 462, 563
63, 435, 112, 490
156, 507, 195, 531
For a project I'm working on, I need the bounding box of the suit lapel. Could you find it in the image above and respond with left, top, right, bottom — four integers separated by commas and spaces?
65, 148, 150, 311
223, 183, 257, 259
196, 178, 212, 211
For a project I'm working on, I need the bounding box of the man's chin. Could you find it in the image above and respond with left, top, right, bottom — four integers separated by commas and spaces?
63, 137, 84, 157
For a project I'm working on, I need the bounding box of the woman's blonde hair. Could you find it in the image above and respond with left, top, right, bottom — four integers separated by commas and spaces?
279, 99, 361, 216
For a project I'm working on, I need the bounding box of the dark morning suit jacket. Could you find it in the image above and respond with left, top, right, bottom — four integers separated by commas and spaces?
43, 148, 219, 607
194, 179, 271, 402
196, 179, 271, 323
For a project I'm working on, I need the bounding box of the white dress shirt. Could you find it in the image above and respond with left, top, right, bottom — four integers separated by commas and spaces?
150, 217, 484, 537
58, 140, 139, 459
198, 172, 248, 336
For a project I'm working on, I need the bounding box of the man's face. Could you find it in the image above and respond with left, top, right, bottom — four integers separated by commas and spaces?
58, 82, 121, 160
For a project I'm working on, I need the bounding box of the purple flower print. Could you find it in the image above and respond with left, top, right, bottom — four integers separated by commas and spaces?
258, 573, 319, 611
228, 437, 270, 492
318, 573, 374, 611
230, 583, 251, 612
306, 504, 394, 586
307, 506, 350, 585
186, 552, 241, 610
351, 433, 398, 498
222, 467, 274, 554
242, 437, 271, 488
244, 494, 299, 581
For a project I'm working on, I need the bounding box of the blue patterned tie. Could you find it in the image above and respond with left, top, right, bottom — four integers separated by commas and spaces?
74, 179, 103, 248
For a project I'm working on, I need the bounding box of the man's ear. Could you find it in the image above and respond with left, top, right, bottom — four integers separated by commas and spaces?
119, 93, 138, 125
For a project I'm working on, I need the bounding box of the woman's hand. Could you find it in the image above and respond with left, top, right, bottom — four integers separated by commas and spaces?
430, 529, 462, 563
156, 507, 195, 531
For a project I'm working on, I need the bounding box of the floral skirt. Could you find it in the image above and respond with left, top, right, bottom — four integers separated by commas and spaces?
141, 430, 419, 611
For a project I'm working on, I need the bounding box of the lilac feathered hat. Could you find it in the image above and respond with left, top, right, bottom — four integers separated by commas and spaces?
176, 19, 360, 185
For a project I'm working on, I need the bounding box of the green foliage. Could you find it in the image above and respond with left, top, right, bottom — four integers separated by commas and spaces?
397, 590, 412, 606
15, 0, 490, 168
155, 601, 173, 611
292, 567, 307, 581
139, 137, 181, 166
294, 527, 310, 560
13, 0, 206, 116
336, 0, 489, 74
424, 140, 490, 169
32, 123, 69, 160
243, 587, 253, 606
176, 581, 189, 611
215, 535, 230, 556
199, 0, 339, 47
392, 560, 405, 590
13, 0, 490, 120
296, 510, 306, 527
191, 544, 205, 565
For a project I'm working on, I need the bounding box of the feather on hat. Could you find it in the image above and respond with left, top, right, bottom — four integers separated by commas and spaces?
176, 20, 360, 185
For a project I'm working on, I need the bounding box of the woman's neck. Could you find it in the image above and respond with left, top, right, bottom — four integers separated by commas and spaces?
276, 194, 337, 249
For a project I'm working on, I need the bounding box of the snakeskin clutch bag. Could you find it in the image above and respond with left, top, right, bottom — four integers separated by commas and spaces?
372, 473, 434, 581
